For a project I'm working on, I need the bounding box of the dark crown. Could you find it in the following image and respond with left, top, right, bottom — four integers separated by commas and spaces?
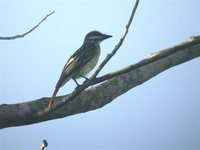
84, 31, 112, 42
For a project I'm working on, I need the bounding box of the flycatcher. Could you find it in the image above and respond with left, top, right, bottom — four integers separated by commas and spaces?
48, 31, 112, 107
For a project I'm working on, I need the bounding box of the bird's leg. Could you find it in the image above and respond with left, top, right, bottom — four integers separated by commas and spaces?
81, 75, 89, 80
72, 78, 80, 87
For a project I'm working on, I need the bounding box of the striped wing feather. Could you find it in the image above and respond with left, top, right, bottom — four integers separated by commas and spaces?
55, 43, 97, 89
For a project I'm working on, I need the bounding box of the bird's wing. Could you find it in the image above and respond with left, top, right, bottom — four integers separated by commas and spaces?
55, 43, 97, 89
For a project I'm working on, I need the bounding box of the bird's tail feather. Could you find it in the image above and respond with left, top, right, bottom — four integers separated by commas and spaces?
48, 88, 59, 108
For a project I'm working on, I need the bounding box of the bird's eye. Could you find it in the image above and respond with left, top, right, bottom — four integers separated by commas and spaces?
89, 35, 100, 40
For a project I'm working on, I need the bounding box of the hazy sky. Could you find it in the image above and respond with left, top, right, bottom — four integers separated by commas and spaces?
0, 0, 200, 150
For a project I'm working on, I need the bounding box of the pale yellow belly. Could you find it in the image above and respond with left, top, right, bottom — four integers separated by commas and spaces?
74, 49, 100, 78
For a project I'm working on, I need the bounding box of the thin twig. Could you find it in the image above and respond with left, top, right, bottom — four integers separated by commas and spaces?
34, 0, 140, 118
0, 11, 55, 40
90, 0, 140, 80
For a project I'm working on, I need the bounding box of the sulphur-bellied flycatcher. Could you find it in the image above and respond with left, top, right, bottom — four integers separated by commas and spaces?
48, 31, 112, 107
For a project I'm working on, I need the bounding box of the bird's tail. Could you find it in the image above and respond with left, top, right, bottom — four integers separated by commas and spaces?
48, 88, 59, 108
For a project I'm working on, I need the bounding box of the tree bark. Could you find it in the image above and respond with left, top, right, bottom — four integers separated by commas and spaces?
0, 36, 200, 129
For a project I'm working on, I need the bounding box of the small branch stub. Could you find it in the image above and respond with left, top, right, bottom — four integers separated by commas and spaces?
40, 139, 48, 150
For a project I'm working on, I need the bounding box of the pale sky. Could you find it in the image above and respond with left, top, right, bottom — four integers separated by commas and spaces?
0, 0, 200, 150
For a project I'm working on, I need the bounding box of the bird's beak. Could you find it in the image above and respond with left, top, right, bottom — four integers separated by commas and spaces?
102, 34, 112, 40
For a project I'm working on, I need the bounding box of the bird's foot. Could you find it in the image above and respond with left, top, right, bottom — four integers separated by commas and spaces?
72, 78, 80, 86
75, 84, 81, 90
81, 75, 89, 80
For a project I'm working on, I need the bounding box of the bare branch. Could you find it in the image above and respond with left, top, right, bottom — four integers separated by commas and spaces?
90, 0, 140, 79
93, 36, 200, 84
0, 36, 199, 129
0, 11, 55, 40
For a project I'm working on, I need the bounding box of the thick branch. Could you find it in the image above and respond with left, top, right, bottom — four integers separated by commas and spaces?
0, 11, 55, 40
93, 36, 200, 84
0, 36, 199, 129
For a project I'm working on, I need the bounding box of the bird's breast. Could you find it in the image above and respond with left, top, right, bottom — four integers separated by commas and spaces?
74, 46, 100, 78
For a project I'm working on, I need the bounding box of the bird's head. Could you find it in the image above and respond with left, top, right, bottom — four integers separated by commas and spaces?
84, 31, 112, 43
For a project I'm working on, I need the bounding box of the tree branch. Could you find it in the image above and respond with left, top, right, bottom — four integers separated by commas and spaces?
90, 0, 140, 79
0, 36, 200, 129
93, 36, 200, 84
0, 11, 55, 40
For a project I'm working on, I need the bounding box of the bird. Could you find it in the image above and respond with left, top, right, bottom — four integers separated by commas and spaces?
48, 31, 112, 108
